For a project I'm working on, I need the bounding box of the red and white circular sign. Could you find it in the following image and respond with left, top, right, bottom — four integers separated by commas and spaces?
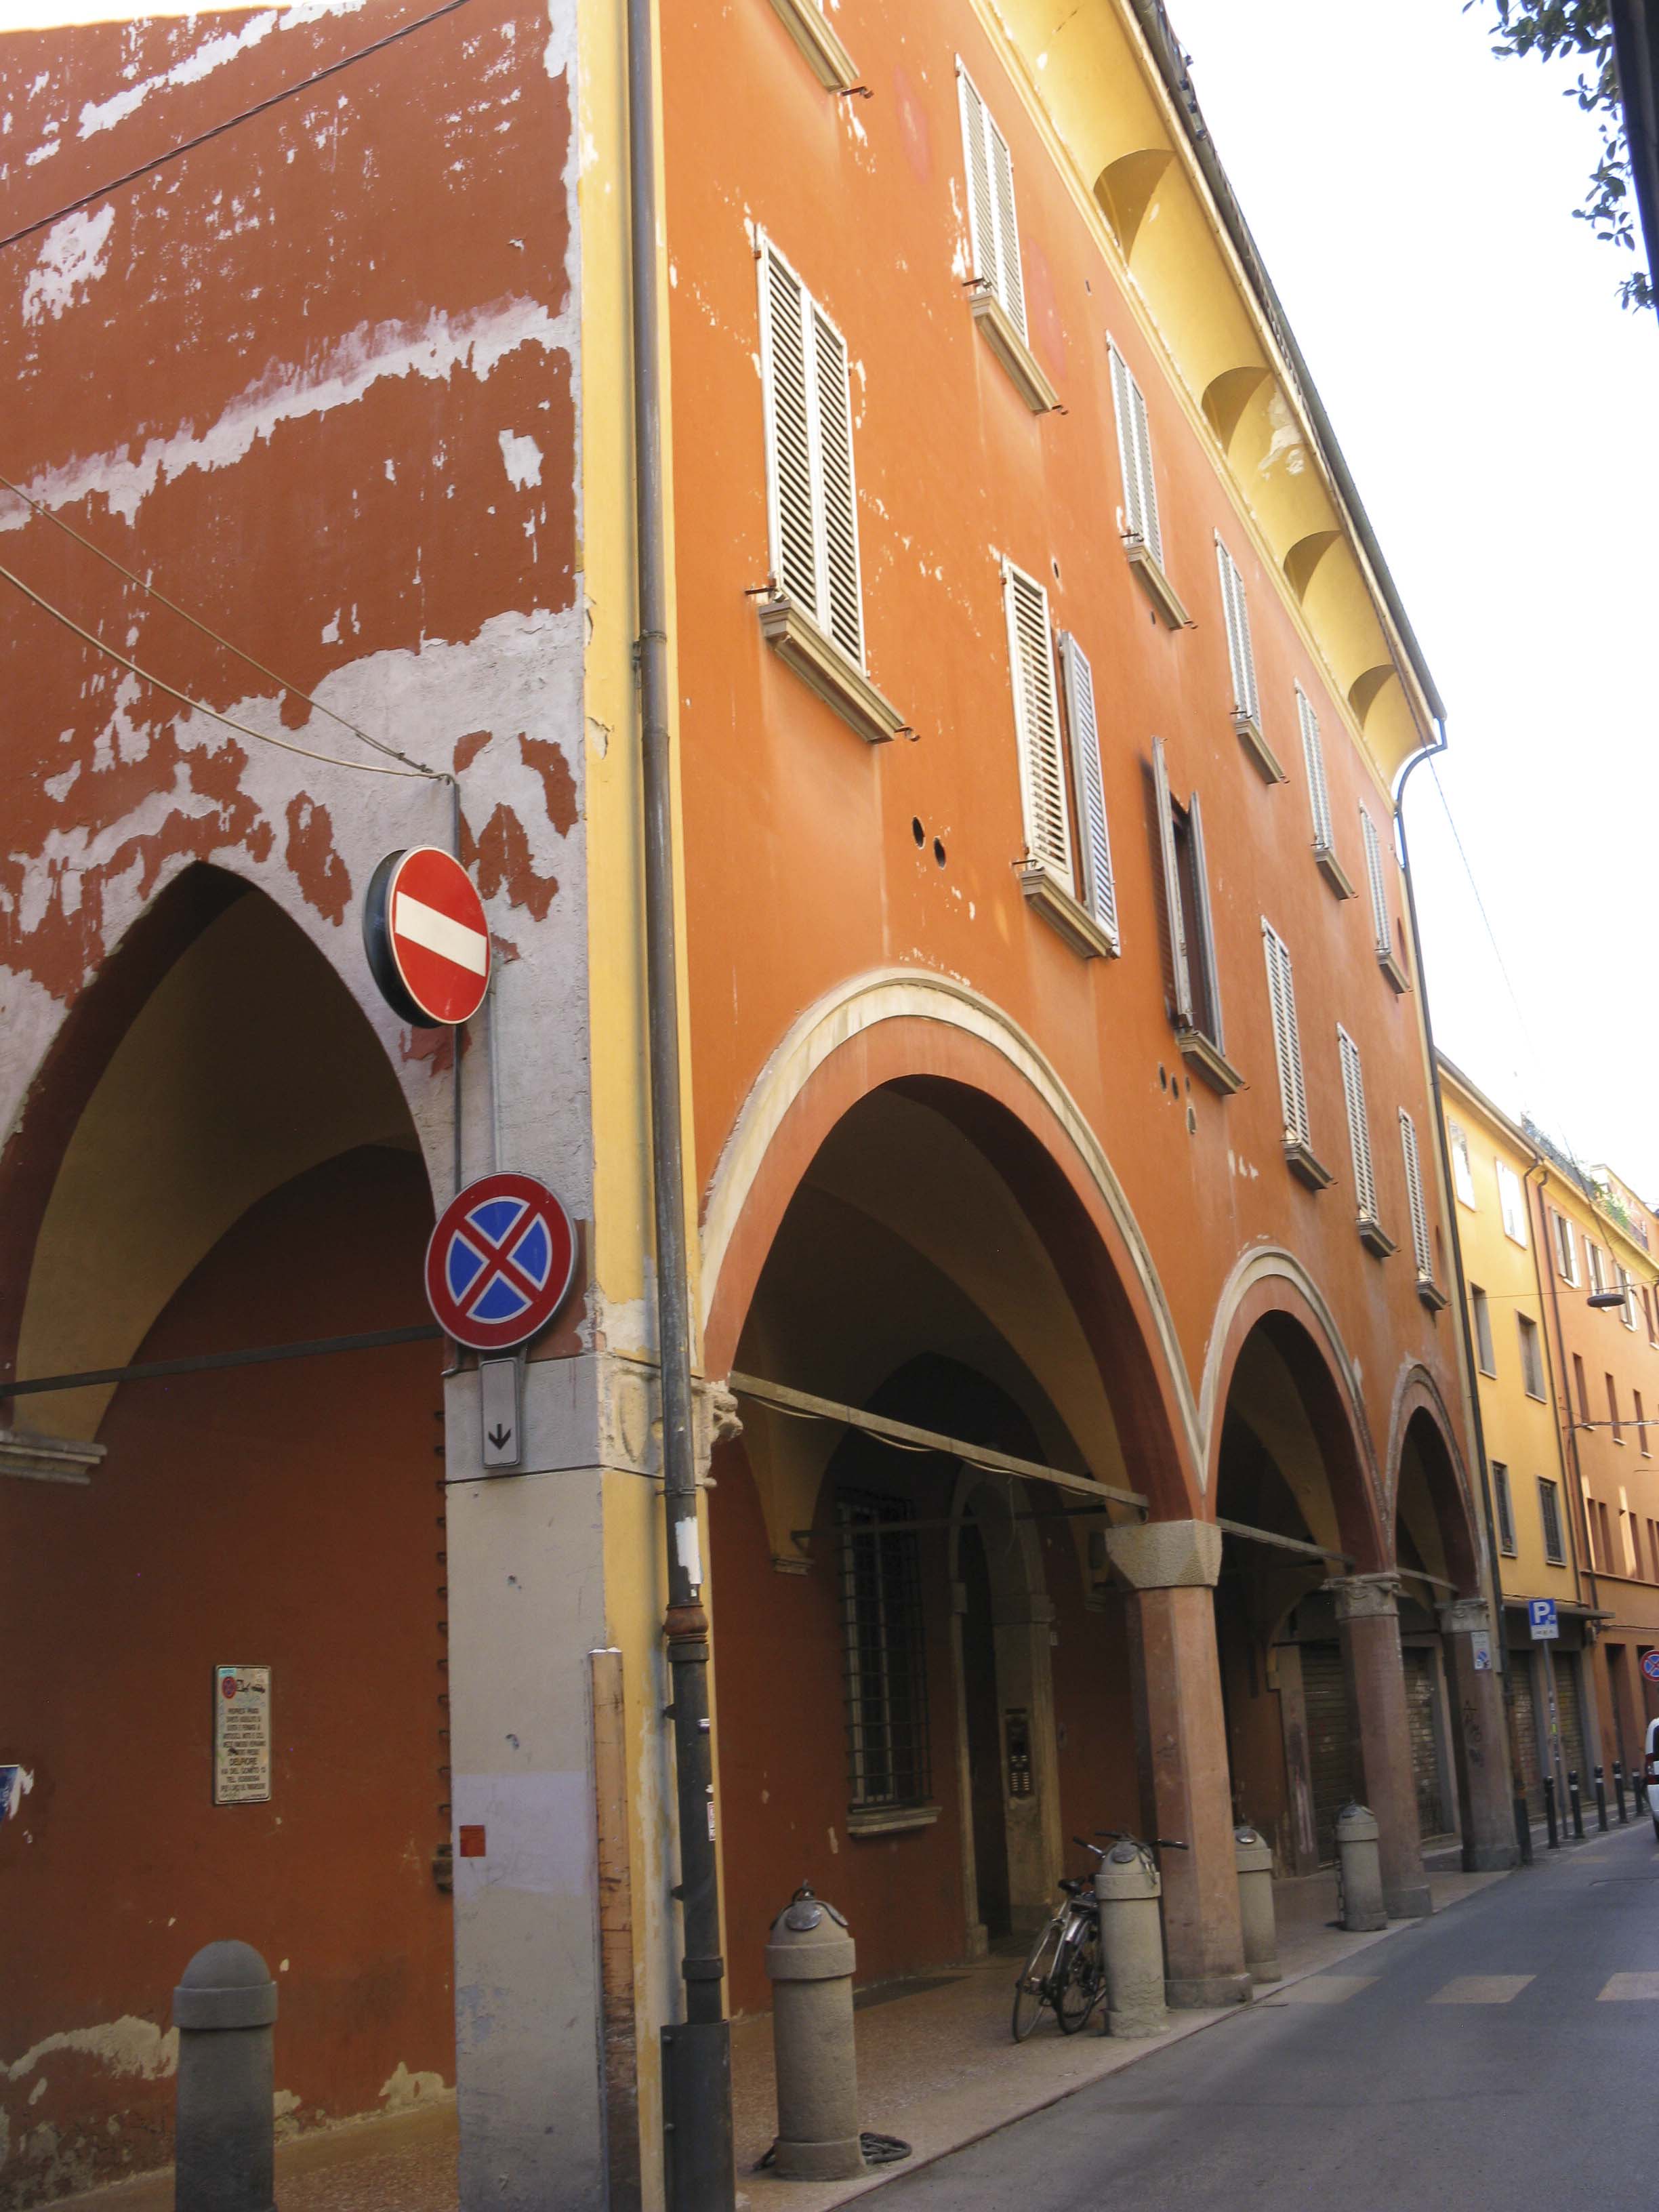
363, 846, 491, 1027
425, 1172, 577, 1352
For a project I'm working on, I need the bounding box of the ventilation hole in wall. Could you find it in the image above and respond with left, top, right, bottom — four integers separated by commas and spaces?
933, 838, 946, 867
1187, 1106, 1197, 1136
1158, 1065, 1168, 1090
1052, 559, 1061, 582
912, 817, 925, 846
1149, 608, 1158, 624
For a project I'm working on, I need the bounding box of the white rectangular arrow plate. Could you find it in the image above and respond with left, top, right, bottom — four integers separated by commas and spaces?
480, 1357, 523, 1469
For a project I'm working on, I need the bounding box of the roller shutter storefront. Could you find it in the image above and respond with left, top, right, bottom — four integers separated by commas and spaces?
1557, 1650, 1589, 1793
1303, 1641, 1354, 1866
1506, 1648, 1544, 1817
1403, 1645, 1450, 1838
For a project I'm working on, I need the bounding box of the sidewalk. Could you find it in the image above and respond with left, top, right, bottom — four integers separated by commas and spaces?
54, 1863, 1509, 2212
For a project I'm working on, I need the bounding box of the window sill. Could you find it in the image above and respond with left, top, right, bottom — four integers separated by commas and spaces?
1124, 538, 1190, 629
1477, 1364, 1496, 1380
971, 291, 1058, 413
1377, 946, 1412, 994
1525, 1388, 1548, 1404
1358, 1216, 1397, 1258
1234, 712, 1286, 784
1176, 1027, 1244, 1096
1315, 844, 1355, 901
1017, 861, 1120, 960
847, 1801, 941, 1838
768, 0, 859, 89
757, 595, 906, 745
1416, 1275, 1450, 1312
1285, 1140, 1335, 1191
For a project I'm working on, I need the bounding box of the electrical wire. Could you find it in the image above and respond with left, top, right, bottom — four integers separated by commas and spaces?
1, 558, 439, 780
0, 0, 474, 255
0, 472, 436, 778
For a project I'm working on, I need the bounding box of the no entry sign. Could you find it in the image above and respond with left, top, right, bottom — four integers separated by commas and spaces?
425, 1172, 576, 1352
363, 846, 491, 1027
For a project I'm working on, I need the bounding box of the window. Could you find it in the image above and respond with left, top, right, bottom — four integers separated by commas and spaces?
1639, 1388, 1651, 1458
768, 0, 858, 91
1621, 1491, 1639, 1574
1492, 1461, 1516, 1554
1587, 1240, 1611, 1295
838, 1494, 931, 1814
1519, 1313, 1547, 1400
956, 65, 1054, 411
1552, 1208, 1581, 1286
1399, 1110, 1440, 1297
1002, 564, 1118, 958
756, 239, 902, 742
1263, 924, 1328, 1187
1608, 1372, 1623, 1441
1449, 1121, 1475, 1208
1338, 1025, 1390, 1249
1471, 1283, 1496, 1374
1619, 1265, 1639, 1330
1597, 1498, 1614, 1571
1109, 342, 1187, 626
1496, 1161, 1529, 1249
1645, 1286, 1656, 1347
1538, 1477, 1566, 1564
1153, 739, 1237, 1092
1361, 808, 1409, 991
1574, 1351, 1590, 1422
1216, 539, 1277, 781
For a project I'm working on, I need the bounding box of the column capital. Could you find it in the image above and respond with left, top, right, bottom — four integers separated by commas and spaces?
1327, 1573, 1401, 1622
1105, 1519, 1223, 1591
1437, 1597, 1490, 1638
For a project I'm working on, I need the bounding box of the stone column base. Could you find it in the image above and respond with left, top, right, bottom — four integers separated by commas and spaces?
1107, 2002, 1169, 2039
1385, 1883, 1433, 1919
1462, 1843, 1520, 1872
1166, 1972, 1252, 2009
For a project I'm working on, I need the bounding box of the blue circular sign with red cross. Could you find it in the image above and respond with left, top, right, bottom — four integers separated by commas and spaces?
424, 1172, 577, 1352
1644, 1651, 1659, 1684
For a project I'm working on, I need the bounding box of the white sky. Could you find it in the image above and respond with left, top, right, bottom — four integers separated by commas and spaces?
1170, 0, 1659, 1193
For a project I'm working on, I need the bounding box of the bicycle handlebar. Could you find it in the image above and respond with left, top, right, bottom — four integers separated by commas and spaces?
1070, 1835, 1107, 1858
1093, 1828, 1190, 1851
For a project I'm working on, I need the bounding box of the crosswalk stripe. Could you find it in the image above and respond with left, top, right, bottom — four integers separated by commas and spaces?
1277, 1976, 1376, 2005
1428, 1975, 1534, 2005
1597, 1972, 1659, 2001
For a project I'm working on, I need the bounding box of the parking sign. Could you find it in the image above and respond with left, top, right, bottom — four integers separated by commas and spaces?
1528, 1598, 1559, 1641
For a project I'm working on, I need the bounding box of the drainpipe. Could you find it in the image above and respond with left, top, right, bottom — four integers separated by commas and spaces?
1396, 726, 1506, 1654
627, 1, 734, 2206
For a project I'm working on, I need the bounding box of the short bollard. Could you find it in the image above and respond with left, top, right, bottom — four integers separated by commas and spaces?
173, 1941, 277, 2212
1614, 1761, 1629, 1824
764, 1885, 863, 2181
1095, 1841, 1168, 2037
1233, 1827, 1279, 1985
1568, 1768, 1584, 1841
1334, 1805, 1387, 1932
1544, 1774, 1559, 1849
1513, 1786, 1533, 1865
1594, 1764, 1609, 1832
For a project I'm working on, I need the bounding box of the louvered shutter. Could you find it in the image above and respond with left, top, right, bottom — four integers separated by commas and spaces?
1059, 632, 1117, 943
1216, 540, 1258, 726
813, 306, 862, 663
1004, 562, 1073, 893
1298, 689, 1334, 854
1400, 1110, 1433, 1277
1152, 735, 1191, 1027
1187, 790, 1223, 1051
1263, 924, 1309, 1149
987, 120, 1027, 339
1109, 343, 1159, 558
1337, 1025, 1378, 1223
760, 244, 818, 622
1130, 375, 1162, 567
1361, 809, 1393, 956
958, 69, 1000, 310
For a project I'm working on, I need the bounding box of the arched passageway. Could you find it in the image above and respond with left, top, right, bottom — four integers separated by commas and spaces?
1, 872, 453, 2196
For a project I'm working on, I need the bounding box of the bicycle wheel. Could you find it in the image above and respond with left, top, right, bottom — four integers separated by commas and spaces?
1011, 1918, 1063, 2041
1054, 1917, 1101, 2034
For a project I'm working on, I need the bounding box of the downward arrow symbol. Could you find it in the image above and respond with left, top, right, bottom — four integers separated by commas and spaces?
487, 1425, 512, 1450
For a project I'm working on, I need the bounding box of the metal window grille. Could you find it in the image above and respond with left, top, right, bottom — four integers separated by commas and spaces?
1538, 1479, 1565, 1565
1493, 1462, 1516, 1554
838, 1492, 931, 1810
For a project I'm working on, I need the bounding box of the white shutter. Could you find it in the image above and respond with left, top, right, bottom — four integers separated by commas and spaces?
1215, 539, 1258, 726
1337, 1025, 1378, 1223
1400, 1111, 1433, 1277
1298, 689, 1334, 855
1361, 808, 1393, 956
758, 239, 865, 668
1109, 343, 1160, 565
1262, 922, 1309, 1148
1004, 562, 1073, 893
1187, 790, 1223, 1052
987, 115, 1027, 340
1060, 632, 1118, 943
1152, 735, 1191, 1028
958, 64, 1027, 338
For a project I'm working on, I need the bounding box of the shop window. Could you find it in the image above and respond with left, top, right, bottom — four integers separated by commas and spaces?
838, 1494, 932, 1815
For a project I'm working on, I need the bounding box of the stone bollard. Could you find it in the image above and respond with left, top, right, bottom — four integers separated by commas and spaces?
1334, 1805, 1387, 1933
764, 1885, 863, 2181
173, 1941, 278, 2212
1095, 1841, 1168, 2037
1233, 1827, 1279, 1984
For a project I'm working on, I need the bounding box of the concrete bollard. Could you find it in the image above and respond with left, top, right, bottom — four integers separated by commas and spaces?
172, 1940, 277, 2212
1233, 1826, 1279, 1984
1095, 1841, 1168, 2038
1334, 1805, 1387, 1933
764, 1885, 863, 2181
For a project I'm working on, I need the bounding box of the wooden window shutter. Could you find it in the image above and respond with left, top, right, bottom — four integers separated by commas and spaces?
1400, 1109, 1433, 1277
1059, 632, 1118, 944
1003, 562, 1073, 894
813, 306, 862, 663
1262, 922, 1309, 1149
1337, 1025, 1378, 1223
1361, 808, 1393, 956
1187, 790, 1223, 1052
987, 114, 1027, 340
1215, 540, 1258, 726
1298, 689, 1334, 855
1108, 343, 1160, 564
1152, 735, 1191, 1028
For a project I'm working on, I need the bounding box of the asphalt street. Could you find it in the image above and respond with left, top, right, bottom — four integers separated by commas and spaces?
876, 1818, 1659, 2211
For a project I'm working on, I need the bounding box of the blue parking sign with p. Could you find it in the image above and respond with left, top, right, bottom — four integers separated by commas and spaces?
1528, 1598, 1559, 1640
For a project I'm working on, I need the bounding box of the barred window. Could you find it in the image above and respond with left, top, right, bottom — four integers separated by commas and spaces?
838, 1494, 930, 1810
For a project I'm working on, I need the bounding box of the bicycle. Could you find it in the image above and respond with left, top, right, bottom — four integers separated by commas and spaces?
1010, 1837, 1107, 2041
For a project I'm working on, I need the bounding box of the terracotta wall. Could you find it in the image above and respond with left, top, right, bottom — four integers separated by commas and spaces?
0, 1149, 451, 2201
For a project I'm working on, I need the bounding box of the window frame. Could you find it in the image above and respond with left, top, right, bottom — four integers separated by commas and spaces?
837, 1492, 935, 1824
1538, 1477, 1566, 1565
1518, 1313, 1547, 1401
1153, 739, 1240, 1094
1492, 1460, 1516, 1555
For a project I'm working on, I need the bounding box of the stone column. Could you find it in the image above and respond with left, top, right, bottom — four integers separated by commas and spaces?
1439, 1599, 1520, 1870
1330, 1576, 1432, 1918
1105, 1520, 1250, 2009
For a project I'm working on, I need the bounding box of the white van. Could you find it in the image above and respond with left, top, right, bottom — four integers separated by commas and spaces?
1646, 1717, 1659, 1841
